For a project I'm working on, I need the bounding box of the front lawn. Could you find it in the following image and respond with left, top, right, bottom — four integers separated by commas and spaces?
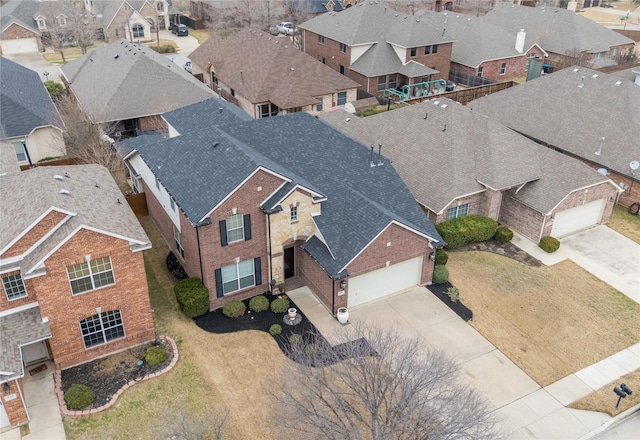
64, 217, 290, 439
188, 28, 214, 44
43, 45, 100, 64
608, 204, 640, 244
447, 251, 640, 387
569, 369, 640, 417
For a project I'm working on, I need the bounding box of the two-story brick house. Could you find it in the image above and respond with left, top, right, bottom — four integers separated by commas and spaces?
0, 159, 154, 430
123, 98, 443, 314
299, 1, 454, 96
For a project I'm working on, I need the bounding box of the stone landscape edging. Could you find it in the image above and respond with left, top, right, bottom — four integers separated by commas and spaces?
54, 335, 179, 417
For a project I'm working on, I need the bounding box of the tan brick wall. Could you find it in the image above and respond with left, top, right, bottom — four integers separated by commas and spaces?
0, 378, 28, 427
404, 43, 452, 81
582, 166, 639, 209
499, 189, 545, 241
3, 211, 67, 259
104, 5, 133, 42
298, 247, 342, 313
481, 188, 503, 219
432, 192, 486, 224
0, 23, 43, 53
31, 229, 154, 369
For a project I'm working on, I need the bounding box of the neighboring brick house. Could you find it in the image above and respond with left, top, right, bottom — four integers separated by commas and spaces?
299, 1, 454, 97
1, 57, 66, 167
83, 0, 171, 43
443, 15, 548, 81
188, 29, 360, 118
60, 39, 214, 136
0, 0, 49, 54
321, 98, 619, 242
122, 97, 443, 315
471, 66, 640, 209
482, 4, 635, 71
0, 161, 154, 431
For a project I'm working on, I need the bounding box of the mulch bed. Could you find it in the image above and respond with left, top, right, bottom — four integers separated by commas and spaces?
60, 338, 174, 410
194, 295, 376, 366
455, 239, 542, 267
427, 282, 473, 322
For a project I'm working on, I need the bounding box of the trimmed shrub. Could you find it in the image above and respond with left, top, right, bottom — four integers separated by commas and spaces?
174, 278, 209, 318
270, 297, 290, 313
150, 44, 176, 53
436, 215, 498, 250
494, 226, 514, 245
222, 300, 246, 318
446, 286, 460, 303
289, 333, 303, 345
305, 343, 321, 356
432, 265, 449, 284
434, 248, 448, 266
44, 80, 64, 98
249, 295, 269, 312
64, 384, 96, 410
144, 345, 168, 366
269, 324, 282, 336
539, 236, 560, 253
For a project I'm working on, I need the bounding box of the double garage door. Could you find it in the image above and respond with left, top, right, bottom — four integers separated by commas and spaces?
347, 257, 423, 308
1, 37, 39, 54
551, 199, 605, 238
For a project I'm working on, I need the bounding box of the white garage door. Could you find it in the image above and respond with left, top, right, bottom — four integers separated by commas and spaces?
1, 37, 39, 54
551, 199, 605, 238
347, 257, 422, 308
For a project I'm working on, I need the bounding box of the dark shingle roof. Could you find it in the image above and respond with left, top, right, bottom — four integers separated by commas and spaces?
0, 57, 64, 139
125, 102, 442, 277
0, 0, 42, 35
188, 29, 359, 110
470, 66, 640, 178
60, 40, 214, 123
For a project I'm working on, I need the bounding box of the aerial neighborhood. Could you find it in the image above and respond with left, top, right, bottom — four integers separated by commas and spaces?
1, 0, 639, 439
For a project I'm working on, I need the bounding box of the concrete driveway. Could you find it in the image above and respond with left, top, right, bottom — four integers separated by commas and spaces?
1, 52, 56, 82
158, 30, 200, 71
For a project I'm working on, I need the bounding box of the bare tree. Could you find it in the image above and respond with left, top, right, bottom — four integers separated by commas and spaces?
275, 323, 501, 440
41, 1, 98, 61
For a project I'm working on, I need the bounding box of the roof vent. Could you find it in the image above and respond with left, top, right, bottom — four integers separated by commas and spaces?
59, 189, 70, 195
433, 100, 440, 106
441, 104, 448, 109
573, 68, 579, 73
114, 54, 119, 59
54, 174, 64, 181
65, 172, 70, 178
591, 74, 598, 79
615, 80, 622, 86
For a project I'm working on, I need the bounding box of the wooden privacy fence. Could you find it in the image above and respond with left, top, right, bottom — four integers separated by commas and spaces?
406, 81, 518, 106
19, 157, 78, 171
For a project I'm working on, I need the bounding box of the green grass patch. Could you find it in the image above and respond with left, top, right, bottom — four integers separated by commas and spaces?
187, 28, 214, 44
608, 204, 640, 244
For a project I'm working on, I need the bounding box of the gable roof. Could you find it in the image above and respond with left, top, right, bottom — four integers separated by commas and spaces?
484, 4, 634, 56
60, 39, 215, 123
350, 41, 438, 77
188, 29, 359, 110
321, 98, 610, 216
0, 57, 65, 139
124, 101, 442, 278
0, 0, 42, 35
470, 66, 640, 179
0, 164, 150, 274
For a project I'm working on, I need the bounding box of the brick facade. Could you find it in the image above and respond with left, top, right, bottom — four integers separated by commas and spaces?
499, 189, 546, 241
0, 23, 43, 54
427, 191, 486, 225
0, 379, 27, 427
2, 211, 67, 260
451, 47, 546, 81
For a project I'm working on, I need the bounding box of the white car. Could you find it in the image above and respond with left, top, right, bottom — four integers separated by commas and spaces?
276, 22, 295, 36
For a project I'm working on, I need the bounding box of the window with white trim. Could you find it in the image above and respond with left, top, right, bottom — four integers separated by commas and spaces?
12, 142, 26, 162
446, 204, 469, 221
226, 214, 244, 243
318, 35, 324, 44
132, 24, 144, 38
2, 274, 27, 301
339, 42, 346, 53
221, 260, 255, 294
316, 97, 323, 111
290, 206, 298, 222
500, 63, 507, 75
80, 310, 125, 348
337, 91, 347, 105
67, 257, 115, 295
173, 224, 184, 258
477, 66, 484, 78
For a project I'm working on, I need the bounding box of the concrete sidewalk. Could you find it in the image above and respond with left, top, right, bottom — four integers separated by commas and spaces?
288, 286, 639, 439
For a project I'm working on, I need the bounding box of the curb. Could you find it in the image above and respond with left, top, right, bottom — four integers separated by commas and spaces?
578, 403, 640, 439
54, 335, 179, 417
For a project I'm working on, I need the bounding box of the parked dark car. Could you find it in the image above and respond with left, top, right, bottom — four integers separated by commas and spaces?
172, 24, 188, 36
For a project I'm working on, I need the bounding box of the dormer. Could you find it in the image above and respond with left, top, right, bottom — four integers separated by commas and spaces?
56, 14, 68, 28
35, 15, 47, 31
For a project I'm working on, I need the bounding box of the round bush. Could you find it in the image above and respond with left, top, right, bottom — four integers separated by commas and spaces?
144, 345, 168, 366
305, 343, 321, 356
270, 297, 290, 313
269, 324, 282, 336
44, 80, 64, 98
222, 300, 246, 318
436, 215, 498, 250
64, 384, 96, 410
289, 333, 303, 345
434, 248, 448, 265
432, 265, 449, 284
494, 226, 514, 245
174, 278, 209, 318
539, 236, 560, 253
249, 295, 269, 312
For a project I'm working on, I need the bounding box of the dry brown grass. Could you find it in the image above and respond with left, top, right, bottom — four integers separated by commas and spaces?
608, 204, 640, 244
447, 251, 640, 387
64, 217, 292, 439
570, 369, 640, 417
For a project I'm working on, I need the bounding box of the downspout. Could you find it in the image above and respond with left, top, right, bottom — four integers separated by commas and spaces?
196, 225, 204, 282
538, 212, 547, 243
267, 212, 274, 293
332, 278, 335, 315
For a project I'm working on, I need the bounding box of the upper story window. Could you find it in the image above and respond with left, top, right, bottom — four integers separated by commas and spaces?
156, 2, 164, 12
339, 42, 346, 53
290, 206, 298, 222
477, 66, 484, 78
57, 15, 67, 27
318, 35, 324, 44
80, 310, 125, 348
500, 63, 507, 75
67, 256, 115, 295
12, 142, 26, 162
425, 45, 431, 55
212, 72, 218, 85
446, 203, 469, 221
173, 224, 184, 258
2, 274, 27, 301
432, 44, 438, 54
339, 64, 345, 75
220, 214, 251, 246
38, 18, 46, 29
410, 47, 417, 57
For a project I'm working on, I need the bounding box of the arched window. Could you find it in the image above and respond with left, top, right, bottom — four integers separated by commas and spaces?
132, 24, 144, 38
146, 17, 155, 30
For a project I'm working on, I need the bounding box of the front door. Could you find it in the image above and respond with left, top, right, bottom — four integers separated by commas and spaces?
284, 247, 295, 279
21, 340, 49, 365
